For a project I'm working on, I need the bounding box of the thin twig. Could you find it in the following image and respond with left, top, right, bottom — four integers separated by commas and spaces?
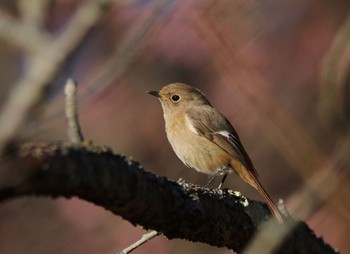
117, 231, 159, 254
65, 79, 84, 143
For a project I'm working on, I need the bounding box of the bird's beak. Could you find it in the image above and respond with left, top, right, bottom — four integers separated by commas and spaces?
147, 90, 160, 98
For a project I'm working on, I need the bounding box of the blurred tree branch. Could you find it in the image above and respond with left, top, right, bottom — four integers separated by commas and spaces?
0, 142, 337, 254
319, 11, 350, 130
0, 0, 121, 154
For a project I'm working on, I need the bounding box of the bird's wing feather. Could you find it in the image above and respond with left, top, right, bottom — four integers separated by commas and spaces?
186, 106, 258, 177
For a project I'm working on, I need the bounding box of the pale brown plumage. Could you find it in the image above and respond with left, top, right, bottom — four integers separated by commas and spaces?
148, 83, 283, 223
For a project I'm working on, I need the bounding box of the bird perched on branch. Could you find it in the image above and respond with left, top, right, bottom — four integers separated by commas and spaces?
148, 83, 283, 223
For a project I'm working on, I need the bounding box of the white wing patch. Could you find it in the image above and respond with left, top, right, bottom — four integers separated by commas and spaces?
216, 130, 231, 138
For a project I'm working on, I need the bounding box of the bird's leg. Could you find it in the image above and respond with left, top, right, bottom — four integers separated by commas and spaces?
205, 170, 228, 188
218, 173, 228, 189
204, 175, 217, 188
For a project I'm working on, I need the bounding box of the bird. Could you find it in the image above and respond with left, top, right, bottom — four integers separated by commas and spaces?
148, 83, 283, 223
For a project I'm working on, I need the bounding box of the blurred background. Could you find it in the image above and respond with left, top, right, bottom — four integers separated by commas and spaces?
0, 0, 349, 253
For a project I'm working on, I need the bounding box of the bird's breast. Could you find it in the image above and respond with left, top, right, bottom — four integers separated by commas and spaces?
165, 114, 231, 175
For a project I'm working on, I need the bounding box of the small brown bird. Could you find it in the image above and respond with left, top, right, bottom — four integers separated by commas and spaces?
148, 83, 283, 223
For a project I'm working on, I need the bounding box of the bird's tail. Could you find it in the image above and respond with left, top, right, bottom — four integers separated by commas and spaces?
248, 171, 283, 224
230, 160, 283, 223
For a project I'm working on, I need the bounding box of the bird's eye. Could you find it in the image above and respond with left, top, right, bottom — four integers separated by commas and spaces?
171, 94, 181, 102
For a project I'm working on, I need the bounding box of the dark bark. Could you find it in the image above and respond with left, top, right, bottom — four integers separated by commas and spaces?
0, 142, 337, 254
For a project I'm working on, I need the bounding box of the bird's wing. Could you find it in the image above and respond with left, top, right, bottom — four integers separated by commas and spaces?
186, 106, 258, 177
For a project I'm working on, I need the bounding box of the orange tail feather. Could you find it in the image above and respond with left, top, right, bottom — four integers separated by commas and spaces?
231, 160, 283, 223
250, 172, 283, 223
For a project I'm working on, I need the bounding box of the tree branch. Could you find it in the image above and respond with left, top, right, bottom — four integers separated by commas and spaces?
0, 142, 337, 254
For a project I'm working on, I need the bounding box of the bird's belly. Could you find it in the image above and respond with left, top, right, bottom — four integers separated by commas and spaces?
167, 128, 231, 175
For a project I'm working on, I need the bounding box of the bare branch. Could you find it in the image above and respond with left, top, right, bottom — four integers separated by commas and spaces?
0, 142, 337, 254
117, 230, 159, 254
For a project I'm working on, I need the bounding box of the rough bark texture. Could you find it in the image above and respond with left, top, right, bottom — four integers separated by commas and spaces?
0, 142, 337, 254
